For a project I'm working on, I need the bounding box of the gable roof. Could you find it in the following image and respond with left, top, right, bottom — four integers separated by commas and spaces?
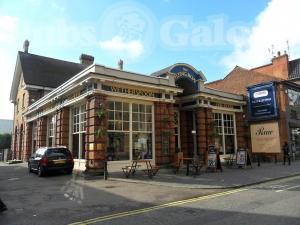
10, 51, 87, 102
19, 51, 87, 88
205, 66, 283, 96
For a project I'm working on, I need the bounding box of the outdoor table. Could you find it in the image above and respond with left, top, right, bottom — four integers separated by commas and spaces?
122, 160, 159, 179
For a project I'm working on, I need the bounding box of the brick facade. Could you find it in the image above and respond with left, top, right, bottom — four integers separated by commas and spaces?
36, 117, 47, 148
55, 108, 70, 147
23, 122, 32, 161
85, 93, 108, 173
252, 53, 289, 80
154, 102, 175, 165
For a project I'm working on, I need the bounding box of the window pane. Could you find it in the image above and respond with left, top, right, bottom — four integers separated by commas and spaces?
107, 132, 130, 161
123, 112, 129, 121
132, 104, 138, 112
115, 121, 122, 130
139, 104, 145, 113
123, 122, 129, 131
115, 102, 122, 111
108, 101, 114, 110
132, 113, 139, 122
108, 111, 114, 120
146, 105, 152, 113
132, 133, 152, 160
115, 111, 122, 120
132, 122, 139, 131
108, 121, 114, 130
123, 103, 129, 111
146, 114, 152, 122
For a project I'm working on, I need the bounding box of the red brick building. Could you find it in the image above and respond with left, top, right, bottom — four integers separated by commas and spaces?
10, 41, 248, 173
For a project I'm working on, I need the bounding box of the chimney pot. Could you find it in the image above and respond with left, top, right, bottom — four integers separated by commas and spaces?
23, 40, 29, 53
118, 59, 123, 70
277, 51, 281, 57
79, 54, 94, 66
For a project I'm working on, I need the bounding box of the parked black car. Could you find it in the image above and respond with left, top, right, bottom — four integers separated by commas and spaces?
28, 147, 74, 177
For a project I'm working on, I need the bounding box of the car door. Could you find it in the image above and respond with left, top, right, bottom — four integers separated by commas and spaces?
32, 149, 43, 169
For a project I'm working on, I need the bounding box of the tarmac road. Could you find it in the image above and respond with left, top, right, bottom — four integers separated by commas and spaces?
70, 176, 300, 225
0, 163, 219, 225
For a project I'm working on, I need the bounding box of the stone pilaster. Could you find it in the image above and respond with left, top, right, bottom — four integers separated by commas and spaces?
55, 108, 70, 147
85, 93, 107, 174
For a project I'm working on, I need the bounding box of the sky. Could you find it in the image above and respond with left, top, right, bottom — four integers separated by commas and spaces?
1, 0, 300, 120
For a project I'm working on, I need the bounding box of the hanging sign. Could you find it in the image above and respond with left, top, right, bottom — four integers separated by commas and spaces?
247, 82, 279, 121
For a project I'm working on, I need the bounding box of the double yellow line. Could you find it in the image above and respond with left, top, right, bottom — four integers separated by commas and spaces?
69, 188, 247, 225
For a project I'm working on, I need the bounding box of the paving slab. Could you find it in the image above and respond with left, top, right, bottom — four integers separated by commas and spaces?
108, 161, 300, 189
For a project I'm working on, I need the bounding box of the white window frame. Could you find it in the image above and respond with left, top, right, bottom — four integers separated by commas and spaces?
213, 110, 237, 157
46, 115, 56, 147
71, 104, 87, 159
107, 97, 154, 163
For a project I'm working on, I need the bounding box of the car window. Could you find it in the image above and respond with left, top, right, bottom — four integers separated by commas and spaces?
35, 148, 47, 157
46, 148, 70, 157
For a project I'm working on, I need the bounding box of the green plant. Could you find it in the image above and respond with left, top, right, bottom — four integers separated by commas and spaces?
96, 104, 107, 138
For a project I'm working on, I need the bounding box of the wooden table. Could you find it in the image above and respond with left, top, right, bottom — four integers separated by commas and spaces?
122, 160, 159, 179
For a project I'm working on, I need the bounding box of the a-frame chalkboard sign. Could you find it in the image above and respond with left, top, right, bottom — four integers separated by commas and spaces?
236, 148, 252, 168
206, 145, 222, 172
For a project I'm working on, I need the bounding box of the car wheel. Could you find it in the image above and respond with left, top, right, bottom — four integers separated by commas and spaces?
38, 166, 45, 177
28, 163, 33, 173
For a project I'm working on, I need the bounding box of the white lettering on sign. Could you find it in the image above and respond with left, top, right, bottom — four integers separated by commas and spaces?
253, 90, 268, 98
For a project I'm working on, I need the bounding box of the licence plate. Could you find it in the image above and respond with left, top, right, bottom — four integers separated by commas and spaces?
53, 159, 66, 164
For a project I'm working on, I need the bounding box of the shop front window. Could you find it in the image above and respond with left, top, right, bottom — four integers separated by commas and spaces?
107, 100, 153, 161
72, 104, 86, 159
213, 112, 236, 156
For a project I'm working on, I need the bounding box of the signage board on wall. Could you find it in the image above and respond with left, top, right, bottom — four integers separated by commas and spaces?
170, 65, 203, 90
207, 145, 217, 168
247, 82, 279, 121
250, 122, 281, 153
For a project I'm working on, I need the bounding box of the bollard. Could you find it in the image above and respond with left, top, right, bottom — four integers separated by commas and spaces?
104, 161, 108, 180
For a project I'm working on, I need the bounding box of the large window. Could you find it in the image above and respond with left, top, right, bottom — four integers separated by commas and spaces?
213, 112, 236, 156
47, 115, 55, 147
72, 104, 86, 159
107, 101, 130, 161
107, 100, 153, 161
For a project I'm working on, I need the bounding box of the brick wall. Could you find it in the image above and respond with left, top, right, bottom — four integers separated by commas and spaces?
196, 108, 214, 163
252, 54, 289, 80
23, 122, 32, 161
85, 93, 108, 173
55, 108, 70, 147
180, 111, 194, 157
36, 117, 47, 148
154, 102, 175, 165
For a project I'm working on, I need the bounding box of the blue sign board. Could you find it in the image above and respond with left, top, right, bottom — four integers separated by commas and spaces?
170, 65, 202, 90
247, 82, 279, 121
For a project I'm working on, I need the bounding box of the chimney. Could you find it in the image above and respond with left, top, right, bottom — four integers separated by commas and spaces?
23, 40, 29, 53
118, 59, 123, 70
79, 54, 94, 66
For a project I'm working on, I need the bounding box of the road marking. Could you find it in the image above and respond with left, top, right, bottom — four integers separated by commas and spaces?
270, 185, 289, 189
69, 188, 247, 225
275, 184, 300, 193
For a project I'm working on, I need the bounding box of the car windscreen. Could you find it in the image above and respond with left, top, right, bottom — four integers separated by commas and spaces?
46, 148, 70, 157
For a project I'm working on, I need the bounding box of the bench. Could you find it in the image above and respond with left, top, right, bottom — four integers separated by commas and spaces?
142, 165, 160, 178
122, 165, 141, 178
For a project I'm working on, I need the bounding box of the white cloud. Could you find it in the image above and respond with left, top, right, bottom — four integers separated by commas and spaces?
99, 36, 144, 59
0, 15, 19, 43
0, 15, 19, 119
221, 0, 300, 70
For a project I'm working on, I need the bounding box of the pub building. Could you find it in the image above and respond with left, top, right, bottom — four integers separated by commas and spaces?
10, 40, 248, 173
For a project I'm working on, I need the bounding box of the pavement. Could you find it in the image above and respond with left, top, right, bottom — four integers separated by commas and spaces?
108, 160, 300, 189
